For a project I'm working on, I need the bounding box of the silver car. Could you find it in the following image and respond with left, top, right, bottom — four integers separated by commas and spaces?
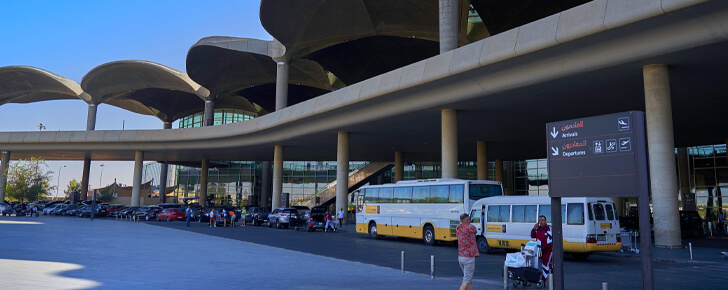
267, 208, 299, 229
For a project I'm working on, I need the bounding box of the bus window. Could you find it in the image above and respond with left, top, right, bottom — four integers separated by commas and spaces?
468, 184, 502, 199
487, 206, 499, 222
412, 186, 430, 203
567, 203, 584, 225
431, 186, 449, 203
471, 208, 482, 223
512, 205, 526, 222
379, 187, 394, 203
525, 205, 537, 223
592, 203, 606, 220
449, 185, 464, 203
487, 205, 510, 222
393, 187, 412, 203
604, 204, 615, 221
539, 204, 566, 223
364, 188, 379, 203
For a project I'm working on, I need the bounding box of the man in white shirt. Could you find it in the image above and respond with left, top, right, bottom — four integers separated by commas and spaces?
337, 208, 345, 229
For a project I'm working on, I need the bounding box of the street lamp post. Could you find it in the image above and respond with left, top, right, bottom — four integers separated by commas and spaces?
57, 165, 66, 199
99, 163, 105, 188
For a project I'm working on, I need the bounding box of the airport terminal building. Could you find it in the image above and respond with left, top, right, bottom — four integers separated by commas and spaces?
2, 0, 728, 249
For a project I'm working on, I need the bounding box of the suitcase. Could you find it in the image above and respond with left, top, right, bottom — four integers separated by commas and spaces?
507, 267, 541, 283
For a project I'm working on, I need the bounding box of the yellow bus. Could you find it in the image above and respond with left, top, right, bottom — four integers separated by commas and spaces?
355, 178, 503, 245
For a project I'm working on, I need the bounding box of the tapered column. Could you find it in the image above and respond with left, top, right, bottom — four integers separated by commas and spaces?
394, 151, 404, 182
0, 151, 10, 202
337, 132, 350, 225
272, 145, 284, 209
495, 159, 503, 183
276, 62, 289, 111
441, 109, 458, 179
204, 100, 215, 126
86, 104, 97, 131
477, 141, 488, 180
158, 122, 172, 204
199, 159, 209, 207
261, 161, 271, 207
439, 0, 459, 53
644, 64, 681, 248
80, 103, 98, 202
131, 151, 144, 206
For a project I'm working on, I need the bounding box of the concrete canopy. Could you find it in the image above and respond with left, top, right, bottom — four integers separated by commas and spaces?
0, 66, 91, 105
81, 60, 211, 123
186, 37, 332, 112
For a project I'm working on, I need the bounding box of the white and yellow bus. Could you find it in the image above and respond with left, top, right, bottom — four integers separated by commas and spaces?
355, 178, 503, 245
469, 196, 621, 259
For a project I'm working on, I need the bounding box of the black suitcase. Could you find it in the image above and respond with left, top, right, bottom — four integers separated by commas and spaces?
507, 266, 541, 283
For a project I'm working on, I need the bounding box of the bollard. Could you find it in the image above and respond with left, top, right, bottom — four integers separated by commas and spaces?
401, 251, 405, 273
602, 282, 608, 290
430, 255, 435, 279
503, 263, 508, 290
549, 273, 554, 290
689, 243, 693, 260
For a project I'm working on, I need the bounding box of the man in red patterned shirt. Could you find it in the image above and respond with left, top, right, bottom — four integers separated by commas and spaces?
456, 213, 478, 290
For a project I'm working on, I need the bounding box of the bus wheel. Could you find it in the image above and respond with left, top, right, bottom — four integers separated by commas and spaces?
477, 236, 491, 254
368, 223, 379, 239
423, 225, 436, 246
571, 253, 589, 261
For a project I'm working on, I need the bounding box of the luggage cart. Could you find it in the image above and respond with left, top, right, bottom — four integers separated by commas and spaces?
619, 229, 640, 254
506, 243, 545, 288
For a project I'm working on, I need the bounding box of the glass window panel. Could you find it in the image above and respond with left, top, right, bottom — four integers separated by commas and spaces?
540, 205, 551, 223
593, 203, 606, 220
605, 204, 615, 221
412, 186, 430, 203
487, 205, 499, 222
498, 205, 510, 222
449, 185, 464, 203
469, 184, 502, 199
512, 205, 525, 223
567, 203, 584, 225
379, 187, 394, 203
394, 187, 412, 203
430, 185, 449, 203
364, 188, 378, 203
470, 208, 482, 223
525, 205, 537, 223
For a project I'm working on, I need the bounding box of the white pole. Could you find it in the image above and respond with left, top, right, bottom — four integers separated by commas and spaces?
430, 255, 435, 279
401, 251, 405, 273
503, 263, 508, 290
549, 273, 554, 290
602, 282, 608, 290
689, 242, 693, 260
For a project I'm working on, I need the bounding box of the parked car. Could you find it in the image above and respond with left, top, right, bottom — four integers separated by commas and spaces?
43, 204, 64, 215
245, 206, 271, 226
66, 205, 84, 216
78, 204, 109, 217
1, 203, 13, 216
134, 206, 162, 221
294, 206, 327, 232
267, 208, 299, 229
680, 211, 705, 238
291, 206, 310, 216
157, 208, 186, 222
51, 205, 71, 215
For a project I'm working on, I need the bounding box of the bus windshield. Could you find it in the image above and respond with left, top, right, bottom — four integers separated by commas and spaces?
468, 184, 502, 200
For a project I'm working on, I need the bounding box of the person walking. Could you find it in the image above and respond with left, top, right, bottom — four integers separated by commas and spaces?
222, 209, 228, 227
456, 213, 478, 290
185, 206, 193, 226
531, 215, 553, 283
241, 207, 247, 226
229, 209, 236, 227
209, 209, 216, 227
337, 208, 345, 229
325, 211, 335, 232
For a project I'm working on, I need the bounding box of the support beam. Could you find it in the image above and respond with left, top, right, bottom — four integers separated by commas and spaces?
86, 104, 97, 131
644, 64, 681, 248
394, 151, 404, 182
158, 122, 172, 204
276, 61, 289, 111
272, 145, 284, 209
477, 141, 488, 180
200, 159, 209, 207
80, 156, 91, 201
438, 0, 459, 53
337, 132, 350, 225
441, 109, 458, 179
495, 159, 503, 183
131, 151, 144, 206
261, 161, 271, 207
204, 100, 215, 126
0, 151, 9, 202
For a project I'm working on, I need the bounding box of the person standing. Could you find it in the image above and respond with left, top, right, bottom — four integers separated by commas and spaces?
229, 210, 236, 227
337, 208, 345, 229
456, 213, 478, 290
241, 207, 247, 226
325, 211, 334, 232
185, 206, 193, 227
531, 215, 553, 283
209, 209, 216, 227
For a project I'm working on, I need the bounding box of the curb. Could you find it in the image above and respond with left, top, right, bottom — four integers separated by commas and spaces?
594, 251, 725, 264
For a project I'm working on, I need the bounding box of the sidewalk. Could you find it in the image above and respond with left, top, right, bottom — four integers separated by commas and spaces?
595, 239, 728, 264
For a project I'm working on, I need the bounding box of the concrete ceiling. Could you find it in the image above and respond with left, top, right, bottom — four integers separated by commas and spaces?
0, 66, 91, 105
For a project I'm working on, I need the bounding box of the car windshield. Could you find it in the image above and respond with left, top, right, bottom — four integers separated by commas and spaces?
282, 209, 298, 214
311, 208, 326, 213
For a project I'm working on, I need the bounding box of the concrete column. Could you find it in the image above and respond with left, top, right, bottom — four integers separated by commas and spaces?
272, 145, 284, 209
477, 141, 488, 180
439, 0, 459, 53
158, 122, 172, 204
0, 151, 9, 202
414, 164, 422, 179
441, 109, 458, 179
261, 161, 271, 207
394, 151, 404, 182
276, 62, 289, 111
200, 159, 209, 207
80, 157, 91, 201
86, 104, 97, 131
204, 100, 215, 126
495, 159, 503, 183
644, 64, 681, 248
337, 132, 350, 225
131, 151, 144, 206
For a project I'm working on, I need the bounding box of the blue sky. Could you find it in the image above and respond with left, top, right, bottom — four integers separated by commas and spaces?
0, 0, 272, 196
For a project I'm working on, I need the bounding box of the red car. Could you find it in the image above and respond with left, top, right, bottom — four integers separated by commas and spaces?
156, 208, 186, 222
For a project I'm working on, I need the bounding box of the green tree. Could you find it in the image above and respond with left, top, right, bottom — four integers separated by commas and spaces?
5, 158, 53, 202
64, 178, 81, 200
97, 187, 114, 203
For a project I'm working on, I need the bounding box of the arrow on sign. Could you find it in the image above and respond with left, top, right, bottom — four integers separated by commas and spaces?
551, 147, 559, 156
551, 127, 558, 138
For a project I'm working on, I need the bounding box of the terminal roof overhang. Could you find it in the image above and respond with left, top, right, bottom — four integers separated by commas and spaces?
1, 0, 726, 163
0, 66, 91, 104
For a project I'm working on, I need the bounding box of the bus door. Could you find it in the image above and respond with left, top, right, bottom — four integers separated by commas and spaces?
589, 202, 619, 245
470, 205, 485, 235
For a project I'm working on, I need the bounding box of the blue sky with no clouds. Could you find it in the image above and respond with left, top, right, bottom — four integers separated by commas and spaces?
0, 0, 272, 194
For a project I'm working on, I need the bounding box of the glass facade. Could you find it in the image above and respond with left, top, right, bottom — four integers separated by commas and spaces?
689, 144, 727, 221
178, 109, 256, 128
